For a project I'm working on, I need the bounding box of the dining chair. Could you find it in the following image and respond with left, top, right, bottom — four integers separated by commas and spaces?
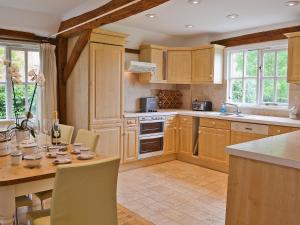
15, 195, 32, 225
60, 124, 74, 144
28, 157, 120, 225
34, 124, 74, 209
74, 129, 100, 151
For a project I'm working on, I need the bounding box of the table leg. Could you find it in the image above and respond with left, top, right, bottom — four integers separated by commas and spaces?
0, 186, 15, 225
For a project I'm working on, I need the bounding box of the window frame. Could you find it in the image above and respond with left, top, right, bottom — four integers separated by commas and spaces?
0, 41, 41, 121
226, 40, 289, 107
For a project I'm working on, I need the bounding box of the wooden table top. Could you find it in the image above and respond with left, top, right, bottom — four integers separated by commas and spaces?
0, 145, 105, 186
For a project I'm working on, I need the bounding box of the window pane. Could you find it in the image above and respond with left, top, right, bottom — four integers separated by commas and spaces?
231, 52, 243, 78
245, 79, 257, 103
27, 84, 37, 115
0, 46, 5, 82
11, 50, 25, 82
12, 84, 26, 118
276, 79, 288, 104
28, 51, 40, 83
277, 50, 288, 77
246, 50, 258, 77
231, 80, 243, 103
0, 85, 6, 119
263, 52, 275, 77
263, 79, 275, 103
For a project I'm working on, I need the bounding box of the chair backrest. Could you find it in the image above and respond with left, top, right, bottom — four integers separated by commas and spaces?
50, 157, 120, 225
74, 129, 99, 151
59, 124, 74, 144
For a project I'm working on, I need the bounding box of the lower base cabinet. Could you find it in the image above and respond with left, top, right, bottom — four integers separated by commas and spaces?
123, 127, 138, 163
177, 116, 193, 155
163, 117, 177, 155
198, 127, 230, 168
90, 123, 122, 158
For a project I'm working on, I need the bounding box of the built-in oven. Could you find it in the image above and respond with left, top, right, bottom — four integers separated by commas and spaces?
138, 116, 165, 159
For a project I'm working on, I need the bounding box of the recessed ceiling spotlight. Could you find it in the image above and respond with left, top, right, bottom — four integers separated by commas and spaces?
285, 1, 300, 6
145, 14, 157, 18
226, 14, 239, 19
185, 24, 195, 29
188, 0, 202, 4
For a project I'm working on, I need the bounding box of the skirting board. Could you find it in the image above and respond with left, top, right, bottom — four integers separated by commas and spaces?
120, 153, 176, 172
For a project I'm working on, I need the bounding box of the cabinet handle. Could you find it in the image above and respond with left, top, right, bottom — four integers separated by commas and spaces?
245, 127, 253, 131
210, 74, 213, 78
212, 121, 216, 125
277, 129, 281, 133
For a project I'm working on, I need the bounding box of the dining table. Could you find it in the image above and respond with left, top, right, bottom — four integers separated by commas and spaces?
0, 136, 106, 225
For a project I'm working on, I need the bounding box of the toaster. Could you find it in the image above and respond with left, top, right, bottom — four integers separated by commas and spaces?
140, 97, 158, 112
192, 100, 212, 111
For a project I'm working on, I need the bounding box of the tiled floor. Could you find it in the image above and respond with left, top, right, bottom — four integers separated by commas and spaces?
118, 160, 228, 225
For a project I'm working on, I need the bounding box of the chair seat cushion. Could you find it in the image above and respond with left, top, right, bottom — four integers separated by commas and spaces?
35, 190, 53, 201
27, 209, 50, 222
33, 216, 50, 225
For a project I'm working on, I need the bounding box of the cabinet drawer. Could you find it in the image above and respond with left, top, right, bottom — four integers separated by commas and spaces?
124, 119, 137, 127
166, 116, 177, 123
179, 116, 192, 124
231, 122, 269, 135
269, 125, 300, 136
200, 118, 230, 129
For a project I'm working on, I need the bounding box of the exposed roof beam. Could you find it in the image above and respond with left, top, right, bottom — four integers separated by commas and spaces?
57, 0, 170, 38
211, 25, 300, 47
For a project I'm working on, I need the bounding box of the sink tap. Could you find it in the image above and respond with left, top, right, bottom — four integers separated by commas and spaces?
223, 103, 241, 116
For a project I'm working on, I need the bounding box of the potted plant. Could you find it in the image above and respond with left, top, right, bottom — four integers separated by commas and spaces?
1, 59, 45, 143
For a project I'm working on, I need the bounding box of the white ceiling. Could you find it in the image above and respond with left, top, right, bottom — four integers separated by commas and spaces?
0, 0, 299, 37
118, 0, 300, 36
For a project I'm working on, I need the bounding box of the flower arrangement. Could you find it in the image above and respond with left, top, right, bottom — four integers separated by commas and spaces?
1, 59, 45, 137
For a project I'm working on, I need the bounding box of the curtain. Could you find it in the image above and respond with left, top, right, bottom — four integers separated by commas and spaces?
40, 43, 57, 132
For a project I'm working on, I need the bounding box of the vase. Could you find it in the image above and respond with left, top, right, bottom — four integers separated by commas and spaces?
15, 130, 30, 145
0, 130, 13, 156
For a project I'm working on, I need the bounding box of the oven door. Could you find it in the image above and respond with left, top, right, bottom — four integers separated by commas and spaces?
139, 134, 164, 159
139, 121, 164, 135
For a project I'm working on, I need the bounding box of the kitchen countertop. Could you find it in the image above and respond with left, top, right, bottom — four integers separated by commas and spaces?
124, 109, 300, 128
226, 131, 300, 169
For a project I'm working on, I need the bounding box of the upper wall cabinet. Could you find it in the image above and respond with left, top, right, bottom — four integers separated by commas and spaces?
139, 45, 166, 83
192, 45, 225, 84
167, 49, 192, 84
285, 32, 300, 83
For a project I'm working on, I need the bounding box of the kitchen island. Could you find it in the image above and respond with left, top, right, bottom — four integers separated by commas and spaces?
225, 131, 300, 225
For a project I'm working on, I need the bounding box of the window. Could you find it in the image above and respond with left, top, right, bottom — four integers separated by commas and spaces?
227, 45, 289, 106
0, 43, 40, 120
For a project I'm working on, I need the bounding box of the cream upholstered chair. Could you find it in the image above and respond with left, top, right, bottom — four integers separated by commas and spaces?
35, 124, 74, 209
74, 129, 99, 151
15, 196, 32, 225
28, 157, 120, 225
59, 124, 74, 144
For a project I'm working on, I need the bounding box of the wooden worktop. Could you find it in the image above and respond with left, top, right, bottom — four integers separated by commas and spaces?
0, 145, 105, 186
226, 130, 300, 169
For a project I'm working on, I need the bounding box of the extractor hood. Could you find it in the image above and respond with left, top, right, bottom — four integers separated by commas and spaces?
126, 61, 157, 74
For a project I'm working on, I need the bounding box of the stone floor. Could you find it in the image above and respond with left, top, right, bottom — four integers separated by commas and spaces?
117, 160, 228, 225
18, 160, 228, 225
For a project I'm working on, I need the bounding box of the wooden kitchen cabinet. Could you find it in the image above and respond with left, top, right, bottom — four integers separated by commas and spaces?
285, 32, 300, 83
231, 131, 267, 144
123, 119, 138, 163
192, 45, 224, 84
139, 45, 166, 83
66, 29, 127, 158
167, 50, 192, 84
164, 116, 177, 155
268, 125, 300, 136
177, 116, 193, 155
198, 126, 230, 170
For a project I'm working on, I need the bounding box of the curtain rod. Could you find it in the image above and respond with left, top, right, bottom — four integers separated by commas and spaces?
49, 0, 141, 38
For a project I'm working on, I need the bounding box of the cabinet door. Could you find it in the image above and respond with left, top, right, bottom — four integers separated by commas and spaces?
269, 125, 300, 136
164, 122, 177, 154
90, 43, 124, 125
198, 127, 230, 164
288, 37, 300, 83
231, 131, 267, 145
91, 124, 122, 158
167, 50, 191, 83
177, 124, 192, 155
192, 48, 213, 83
123, 127, 138, 163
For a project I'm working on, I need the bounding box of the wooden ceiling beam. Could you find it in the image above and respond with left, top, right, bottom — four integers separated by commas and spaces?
58, 0, 170, 38
59, 0, 136, 32
0, 28, 56, 44
63, 30, 91, 83
211, 25, 300, 47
